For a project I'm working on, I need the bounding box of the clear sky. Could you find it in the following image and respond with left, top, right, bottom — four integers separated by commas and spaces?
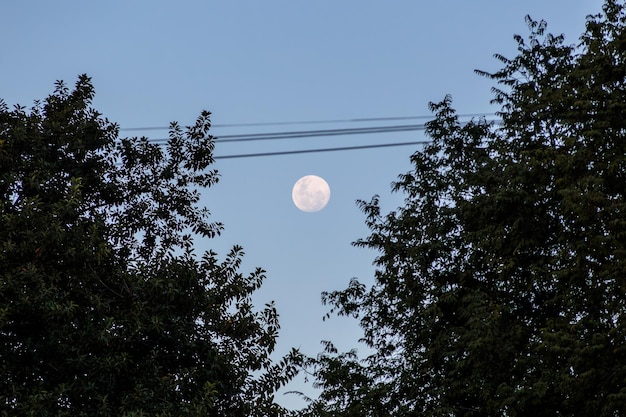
1, 0, 600, 410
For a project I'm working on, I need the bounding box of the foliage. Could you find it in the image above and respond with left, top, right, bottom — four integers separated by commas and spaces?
0, 75, 300, 416
300, 1, 626, 416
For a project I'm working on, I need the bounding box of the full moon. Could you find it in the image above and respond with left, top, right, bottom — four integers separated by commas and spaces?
292, 175, 331, 212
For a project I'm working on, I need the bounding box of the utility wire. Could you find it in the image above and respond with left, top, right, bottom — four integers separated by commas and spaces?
142, 124, 437, 159
120, 113, 496, 132
112, 139, 431, 163
148, 119, 499, 144
214, 140, 432, 160
148, 123, 435, 144
136, 118, 501, 160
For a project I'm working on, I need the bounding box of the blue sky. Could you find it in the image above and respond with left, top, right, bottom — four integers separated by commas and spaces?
1, 0, 600, 410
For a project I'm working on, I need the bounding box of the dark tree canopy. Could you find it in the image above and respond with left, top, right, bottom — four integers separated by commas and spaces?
0, 75, 300, 416
301, 1, 626, 416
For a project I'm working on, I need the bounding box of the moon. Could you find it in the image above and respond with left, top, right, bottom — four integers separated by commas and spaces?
292, 175, 331, 212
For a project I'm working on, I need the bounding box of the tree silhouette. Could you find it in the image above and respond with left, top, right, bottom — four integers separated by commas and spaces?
301, 2, 626, 415
0, 75, 300, 416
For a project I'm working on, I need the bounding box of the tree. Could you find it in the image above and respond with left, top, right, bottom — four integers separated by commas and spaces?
301, 1, 626, 415
0, 75, 300, 416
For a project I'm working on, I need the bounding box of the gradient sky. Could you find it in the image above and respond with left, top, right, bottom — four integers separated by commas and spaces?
1, 1, 600, 410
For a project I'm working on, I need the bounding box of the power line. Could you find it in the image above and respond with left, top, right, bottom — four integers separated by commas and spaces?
112, 139, 432, 164
136, 118, 501, 160
149, 119, 500, 144
142, 124, 436, 159
120, 113, 496, 132
149, 123, 433, 144
214, 140, 432, 160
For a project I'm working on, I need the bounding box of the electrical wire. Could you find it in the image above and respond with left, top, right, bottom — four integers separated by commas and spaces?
135, 117, 501, 160
149, 119, 500, 145
120, 112, 496, 132
148, 123, 434, 144
214, 140, 432, 160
